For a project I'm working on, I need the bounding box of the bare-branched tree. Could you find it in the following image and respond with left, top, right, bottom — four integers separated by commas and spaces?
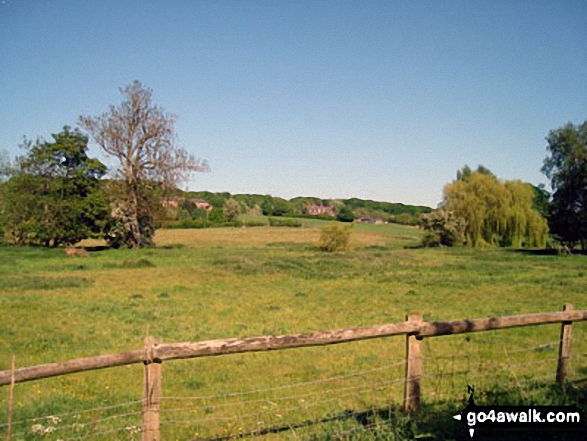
80, 80, 208, 248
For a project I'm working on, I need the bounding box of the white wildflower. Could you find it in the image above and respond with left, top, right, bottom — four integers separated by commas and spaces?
31, 424, 44, 434
47, 415, 61, 425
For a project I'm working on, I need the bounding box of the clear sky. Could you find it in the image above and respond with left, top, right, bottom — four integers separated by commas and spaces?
1, 1, 585, 207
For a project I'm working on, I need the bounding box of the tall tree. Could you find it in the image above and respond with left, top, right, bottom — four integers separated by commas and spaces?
542, 120, 587, 251
80, 80, 207, 248
443, 168, 548, 248
1, 127, 108, 247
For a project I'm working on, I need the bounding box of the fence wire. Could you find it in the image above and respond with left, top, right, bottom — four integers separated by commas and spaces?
1, 322, 585, 440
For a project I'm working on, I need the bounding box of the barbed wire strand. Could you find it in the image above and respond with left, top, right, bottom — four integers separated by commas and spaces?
162, 376, 406, 418
161, 360, 407, 403
0, 400, 142, 428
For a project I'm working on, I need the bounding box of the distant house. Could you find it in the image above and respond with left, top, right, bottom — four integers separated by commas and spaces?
305, 205, 336, 217
191, 199, 213, 212
161, 198, 180, 209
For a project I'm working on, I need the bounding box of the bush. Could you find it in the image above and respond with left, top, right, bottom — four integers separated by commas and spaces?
390, 212, 418, 225
421, 231, 441, 247
420, 209, 465, 247
318, 222, 352, 252
268, 217, 302, 227
208, 208, 226, 224
242, 220, 267, 227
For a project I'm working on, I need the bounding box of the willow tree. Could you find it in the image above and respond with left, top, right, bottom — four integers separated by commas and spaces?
443, 168, 548, 248
80, 81, 208, 248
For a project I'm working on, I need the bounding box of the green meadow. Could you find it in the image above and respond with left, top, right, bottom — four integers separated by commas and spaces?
0, 220, 585, 440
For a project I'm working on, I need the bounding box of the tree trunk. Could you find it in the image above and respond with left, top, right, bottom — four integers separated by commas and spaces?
128, 183, 142, 249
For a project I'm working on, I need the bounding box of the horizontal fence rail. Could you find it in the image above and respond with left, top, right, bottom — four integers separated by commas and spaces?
2, 304, 585, 441
2, 307, 586, 386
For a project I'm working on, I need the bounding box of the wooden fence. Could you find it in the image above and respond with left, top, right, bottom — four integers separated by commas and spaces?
1, 303, 585, 441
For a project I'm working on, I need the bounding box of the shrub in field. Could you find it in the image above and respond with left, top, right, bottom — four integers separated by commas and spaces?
318, 222, 352, 252
420, 209, 465, 247
242, 220, 267, 227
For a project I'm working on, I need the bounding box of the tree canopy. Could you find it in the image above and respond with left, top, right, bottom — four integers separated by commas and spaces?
542, 120, 587, 251
442, 168, 548, 248
80, 80, 207, 248
1, 127, 108, 247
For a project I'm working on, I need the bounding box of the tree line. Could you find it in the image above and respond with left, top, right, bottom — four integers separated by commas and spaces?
0, 80, 585, 251
162, 191, 432, 227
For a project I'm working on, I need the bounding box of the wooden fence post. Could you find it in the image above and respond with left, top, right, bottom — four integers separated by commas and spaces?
5, 355, 15, 441
404, 313, 423, 413
556, 303, 574, 384
142, 337, 162, 441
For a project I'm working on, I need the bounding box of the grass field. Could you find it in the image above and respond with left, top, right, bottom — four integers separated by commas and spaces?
0, 220, 585, 440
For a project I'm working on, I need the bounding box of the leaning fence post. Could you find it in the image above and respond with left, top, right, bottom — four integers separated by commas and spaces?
404, 313, 423, 413
556, 303, 574, 384
142, 337, 162, 441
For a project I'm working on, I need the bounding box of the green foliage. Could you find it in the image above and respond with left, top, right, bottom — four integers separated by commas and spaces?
532, 184, 550, 219
336, 206, 355, 222
343, 197, 432, 217
268, 217, 302, 227
420, 209, 466, 247
208, 207, 226, 224
260, 197, 292, 216
102, 181, 160, 248
542, 120, 587, 252
1, 127, 108, 247
318, 222, 353, 252
223, 198, 242, 222
390, 212, 419, 225
457, 164, 495, 182
177, 208, 191, 222
185, 190, 228, 209
444, 169, 549, 248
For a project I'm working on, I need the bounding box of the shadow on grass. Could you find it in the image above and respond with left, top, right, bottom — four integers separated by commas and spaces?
84, 245, 110, 252
509, 248, 587, 256
191, 382, 586, 441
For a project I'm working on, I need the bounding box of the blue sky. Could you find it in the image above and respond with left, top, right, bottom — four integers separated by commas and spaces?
1, 1, 585, 207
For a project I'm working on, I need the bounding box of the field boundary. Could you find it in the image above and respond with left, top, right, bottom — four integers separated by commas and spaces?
1, 303, 585, 440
